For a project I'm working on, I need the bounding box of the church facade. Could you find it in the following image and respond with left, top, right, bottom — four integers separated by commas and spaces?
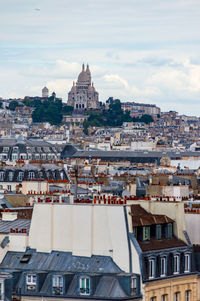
67, 64, 99, 111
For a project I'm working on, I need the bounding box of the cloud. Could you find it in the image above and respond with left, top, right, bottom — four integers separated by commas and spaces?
103, 74, 129, 89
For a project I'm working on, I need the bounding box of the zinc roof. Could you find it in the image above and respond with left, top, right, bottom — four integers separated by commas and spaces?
0, 219, 31, 234
1, 250, 122, 274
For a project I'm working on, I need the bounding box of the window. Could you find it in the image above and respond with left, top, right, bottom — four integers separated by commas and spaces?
79, 277, 90, 295
3, 147, 9, 152
12, 154, 18, 160
60, 171, 64, 180
18, 172, 24, 181
0, 281, 4, 301
130, 276, 137, 294
156, 224, 162, 240
161, 256, 166, 277
133, 227, 137, 238
41, 154, 46, 160
26, 274, 36, 292
143, 226, 150, 241
38, 171, 43, 178
149, 258, 155, 279
165, 223, 173, 239
185, 290, 191, 301
28, 172, 35, 179
184, 253, 191, 273
8, 172, 13, 181
7, 185, 11, 191
174, 292, 180, 301
161, 294, 167, 301
168, 223, 173, 238
150, 297, 156, 301
20, 154, 27, 159
0, 172, 4, 181
52, 275, 63, 295
174, 255, 180, 274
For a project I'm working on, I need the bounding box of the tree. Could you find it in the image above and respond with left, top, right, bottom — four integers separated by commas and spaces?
62, 105, 73, 115
32, 106, 44, 122
8, 100, 19, 111
82, 99, 132, 133
133, 114, 154, 124
31, 97, 64, 125
140, 114, 154, 124
23, 99, 34, 107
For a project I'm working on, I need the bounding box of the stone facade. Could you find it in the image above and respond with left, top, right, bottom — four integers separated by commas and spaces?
67, 64, 99, 111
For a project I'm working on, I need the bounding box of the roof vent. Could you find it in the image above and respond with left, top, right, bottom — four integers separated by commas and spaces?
20, 254, 32, 263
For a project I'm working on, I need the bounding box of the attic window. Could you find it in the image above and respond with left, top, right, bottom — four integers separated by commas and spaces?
52, 275, 63, 295
130, 276, 137, 295
143, 226, 150, 241
26, 274, 36, 292
79, 277, 90, 295
28, 172, 35, 179
20, 254, 32, 263
3, 147, 9, 152
156, 224, 162, 240
165, 223, 173, 239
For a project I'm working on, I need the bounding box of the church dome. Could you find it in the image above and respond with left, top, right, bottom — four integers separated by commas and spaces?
77, 64, 90, 85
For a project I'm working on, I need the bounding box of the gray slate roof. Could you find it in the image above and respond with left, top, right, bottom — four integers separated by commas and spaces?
0, 219, 31, 234
0, 250, 123, 274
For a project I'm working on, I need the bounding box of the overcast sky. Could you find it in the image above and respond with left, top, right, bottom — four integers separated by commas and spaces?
0, 0, 200, 115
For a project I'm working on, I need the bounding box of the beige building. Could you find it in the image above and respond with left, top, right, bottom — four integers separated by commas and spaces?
145, 274, 199, 301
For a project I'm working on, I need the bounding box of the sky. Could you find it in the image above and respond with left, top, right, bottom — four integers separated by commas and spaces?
0, 0, 200, 115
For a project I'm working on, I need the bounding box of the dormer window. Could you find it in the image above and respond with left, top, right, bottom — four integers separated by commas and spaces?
28, 172, 35, 179
79, 276, 90, 295
52, 275, 63, 295
3, 147, 9, 152
26, 274, 36, 292
156, 224, 162, 240
8, 172, 13, 181
165, 223, 173, 239
184, 253, 191, 273
130, 276, 137, 295
173, 254, 180, 274
41, 154, 46, 160
160, 256, 167, 277
18, 171, 24, 181
0, 280, 5, 301
143, 226, 150, 241
133, 227, 137, 238
0, 172, 4, 181
167, 223, 173, 238
149, 258, 155, 279
60, 171, 64, 180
